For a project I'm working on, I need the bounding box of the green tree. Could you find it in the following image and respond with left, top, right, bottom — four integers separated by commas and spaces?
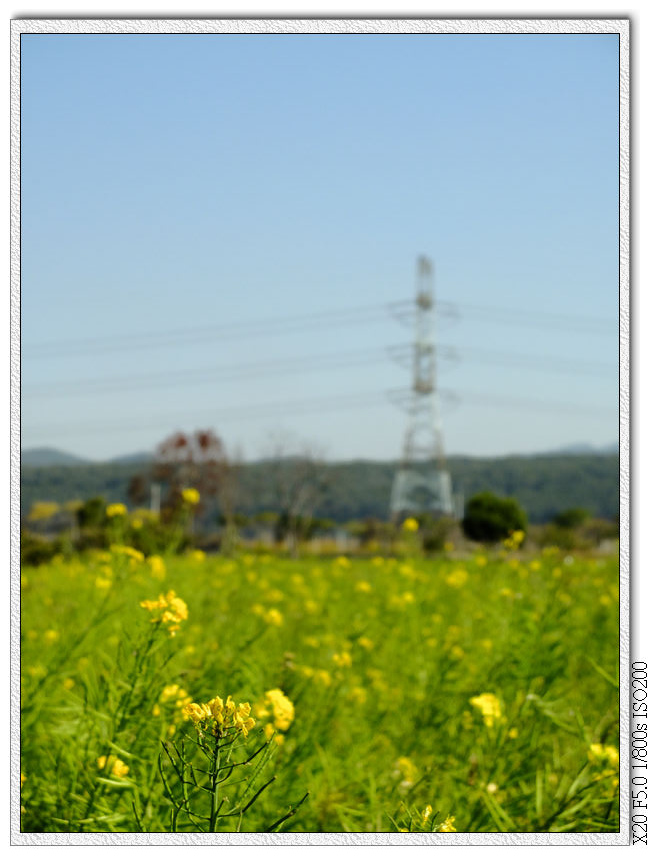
552, 507, 591, 529
461, 491, 527, 543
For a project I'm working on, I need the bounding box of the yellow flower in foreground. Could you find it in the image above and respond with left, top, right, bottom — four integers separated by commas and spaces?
402, 517, 419, 533
470, 693, 503, 728
106, 503, 127, 518
140, 590, 188, 636
183, 694, 255, 738
97, 756, 129, 778
589, 743, 619, 769
439, 815, 457, 832
181, 488, 200, 505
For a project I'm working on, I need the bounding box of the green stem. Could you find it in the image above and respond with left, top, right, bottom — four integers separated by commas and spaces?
209, 738, 221, 832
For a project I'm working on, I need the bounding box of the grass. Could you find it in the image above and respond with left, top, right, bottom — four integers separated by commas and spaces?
19, 543, 620, 833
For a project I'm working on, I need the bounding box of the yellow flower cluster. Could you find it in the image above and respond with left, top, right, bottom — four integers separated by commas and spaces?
446, 568, 468, 588
393, 756, 417, 788
153, 683, 193, 723
469, 693, 503, 728
110, 544, 145, 562
28, 501, 60, 522
140, 590, 188, 636
438, 815, 457, 832
254, 688, 295, 743
147, 555, 166, 580
402, 517, 419, 533
106, 503, 127, 518
183, 694, 255, 739
181, 488, 200, 505
97, 755, 129, 778
588, 743, 619, 768
332, 650, 352, 668
252, 604, 284, 627
503, 529, 525, 550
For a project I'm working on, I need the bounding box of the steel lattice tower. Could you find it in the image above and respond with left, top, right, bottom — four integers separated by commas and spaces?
390, 256, 454, 519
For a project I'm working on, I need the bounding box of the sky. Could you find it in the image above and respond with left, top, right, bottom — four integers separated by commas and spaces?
20, 29, 621, 463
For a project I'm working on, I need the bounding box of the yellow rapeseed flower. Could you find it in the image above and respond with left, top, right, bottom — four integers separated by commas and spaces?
255, 688, 295, 733
97, 756, 129, 778
402, 517, 419, 533
147, 555, 166, 579
181, 488, 200, 505
28, 501, 59, 522
589, 743, 619, 768
183, 694, 255, 738
264, 608, 284, 627
503, 529, 525, 550
446, 568, 468, 588
140, 590, 188, 636
106, 503, 127, 518
469, 693, 503, 728
110, 544, 145, 562
393, 756, 417, 788
333, 651, 352, 668
439, 815, 457, 832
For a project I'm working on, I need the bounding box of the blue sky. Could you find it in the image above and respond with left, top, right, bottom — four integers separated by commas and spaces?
20, 32, 620, 462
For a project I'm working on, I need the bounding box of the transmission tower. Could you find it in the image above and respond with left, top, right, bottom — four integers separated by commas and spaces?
390, 256, 454, 520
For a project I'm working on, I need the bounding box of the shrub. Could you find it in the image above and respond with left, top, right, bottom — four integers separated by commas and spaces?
461, 491, 527, 543
20, 531, 64, 566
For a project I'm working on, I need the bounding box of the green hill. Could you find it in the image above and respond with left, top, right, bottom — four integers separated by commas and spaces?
20, 453, 619, 525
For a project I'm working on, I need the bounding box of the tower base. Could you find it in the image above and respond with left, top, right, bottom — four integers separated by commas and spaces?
390, 467, 454, 520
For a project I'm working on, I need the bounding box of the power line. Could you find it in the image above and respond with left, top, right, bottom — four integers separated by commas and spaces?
436, 301, 615, 334
23, 297, 614, 359
23, 348, 390, 397
24, 300, 412, 358
24, 342, 616, 398
25, 387, 614, 440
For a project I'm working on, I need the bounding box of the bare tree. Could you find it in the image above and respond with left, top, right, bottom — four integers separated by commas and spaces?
150, 429, 232, 526
261, 433, 330, 555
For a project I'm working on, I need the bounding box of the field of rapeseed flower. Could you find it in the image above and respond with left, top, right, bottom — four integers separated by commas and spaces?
20, 541, 620, 834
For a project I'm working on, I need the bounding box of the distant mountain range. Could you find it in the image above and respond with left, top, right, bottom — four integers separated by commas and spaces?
20, 446, 620, 524
20, 448, 155, 467
20, 442, 619, 468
